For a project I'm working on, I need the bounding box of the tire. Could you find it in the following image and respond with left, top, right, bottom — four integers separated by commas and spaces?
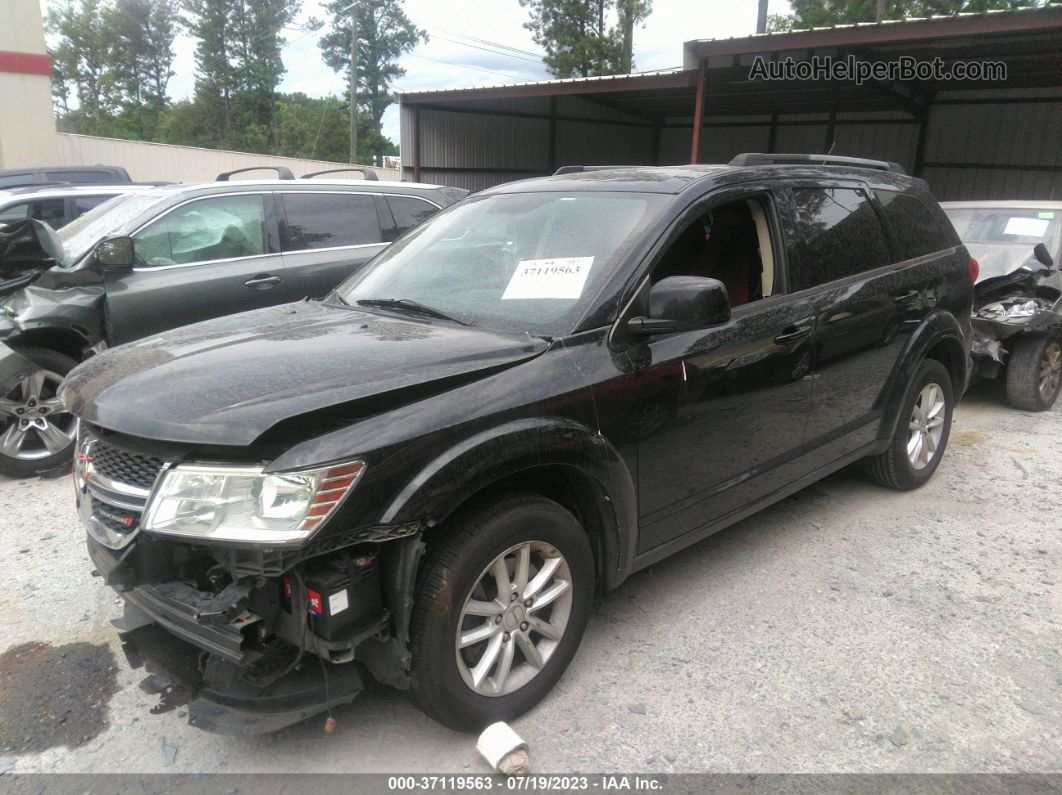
408, 493, 594, 732
0, 346, 79, 479
1005, 334, 1062, 412
865, 359, 954, 491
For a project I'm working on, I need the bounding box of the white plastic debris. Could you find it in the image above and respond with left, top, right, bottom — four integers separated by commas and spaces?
477, 721, 530, 775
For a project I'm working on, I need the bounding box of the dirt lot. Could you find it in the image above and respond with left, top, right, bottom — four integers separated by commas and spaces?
0, 381, 1058, 775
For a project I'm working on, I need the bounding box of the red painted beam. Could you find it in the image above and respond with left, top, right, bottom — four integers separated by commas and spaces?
689, 63, 705, 164
0, 51, 52, 77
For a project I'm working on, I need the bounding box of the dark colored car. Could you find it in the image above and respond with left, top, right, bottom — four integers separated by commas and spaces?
64, 154, 973, 735
0, 176, 465, 476
943, 201, 1062, 411
0, 164, 133, 188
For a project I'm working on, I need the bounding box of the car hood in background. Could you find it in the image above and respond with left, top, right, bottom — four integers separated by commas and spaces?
62, 301, 548, 445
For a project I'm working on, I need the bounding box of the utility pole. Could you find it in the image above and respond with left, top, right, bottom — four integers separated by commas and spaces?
349, 2, 358, 164
756, 0, 768, 34
876, 0, 888, 22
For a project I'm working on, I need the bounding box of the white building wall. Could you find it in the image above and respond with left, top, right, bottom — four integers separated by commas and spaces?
56, 134, 399, 183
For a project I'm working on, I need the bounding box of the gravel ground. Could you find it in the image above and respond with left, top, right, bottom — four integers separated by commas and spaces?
0, 381, 1058, 775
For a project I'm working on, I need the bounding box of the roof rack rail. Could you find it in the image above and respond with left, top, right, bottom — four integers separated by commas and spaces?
216, 166, 295, 181
553, 165, 643, 176
300, 167, 380, 181
728, 153, 906, 174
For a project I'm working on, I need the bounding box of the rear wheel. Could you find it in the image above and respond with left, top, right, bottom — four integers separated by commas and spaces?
866, 359, 953, 490
0, 347, 79, 478
1005, 335, 1062, 412
408, 494, 593, 731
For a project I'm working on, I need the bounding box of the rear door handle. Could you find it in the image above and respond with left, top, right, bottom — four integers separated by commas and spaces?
244, 274, 282, 289
774, 324, 813, 344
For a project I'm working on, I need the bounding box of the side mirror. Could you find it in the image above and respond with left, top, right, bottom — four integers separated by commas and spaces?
1033, 242, 1055, 269
628, 276, 731, 338
97, 236, 134, 269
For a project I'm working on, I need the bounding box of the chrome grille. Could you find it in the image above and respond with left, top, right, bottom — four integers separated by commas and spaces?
89, 496, 140, 536
91, 439, 165, 491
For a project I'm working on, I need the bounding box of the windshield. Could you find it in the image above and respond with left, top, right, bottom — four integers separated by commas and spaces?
945, 206, 1061, 281
334, 191, 665, 335
57, 190, 172, 265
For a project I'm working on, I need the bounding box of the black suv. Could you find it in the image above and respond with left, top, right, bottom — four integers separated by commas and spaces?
64, 154, 973, 735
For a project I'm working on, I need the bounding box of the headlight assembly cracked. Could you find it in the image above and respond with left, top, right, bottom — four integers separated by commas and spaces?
141, 460, 365, 543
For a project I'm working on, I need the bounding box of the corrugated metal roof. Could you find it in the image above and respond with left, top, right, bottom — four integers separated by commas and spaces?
685, 4, 1060, 47
400, 5, 1062, 100
396, 67, 686, 99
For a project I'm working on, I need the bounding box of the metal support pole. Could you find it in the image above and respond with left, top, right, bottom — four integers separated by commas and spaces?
412, 107, 422, 183
690, 62, 705, 164
349, 3, 358, 164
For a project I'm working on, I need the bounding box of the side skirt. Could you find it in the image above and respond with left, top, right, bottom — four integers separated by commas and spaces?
628, 441, 878, 575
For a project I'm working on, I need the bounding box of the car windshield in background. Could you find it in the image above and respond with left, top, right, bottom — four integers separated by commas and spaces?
334, 191, 665, 336
945, 206, 1061, 282
57, 190, 172, 265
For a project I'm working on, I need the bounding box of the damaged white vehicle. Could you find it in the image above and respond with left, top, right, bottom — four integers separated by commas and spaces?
944, 201, 1062, 411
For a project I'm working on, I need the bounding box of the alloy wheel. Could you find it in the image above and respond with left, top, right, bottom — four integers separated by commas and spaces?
907, 382, 946, 470
0, 369, 77, 461
455, 540, 573, 697
1039, 341, 1061, 401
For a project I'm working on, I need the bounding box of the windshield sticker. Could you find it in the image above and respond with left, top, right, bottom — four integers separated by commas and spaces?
1038, 211, 1056, 220
502, 257, 594, 300
1004, 217, 1049, 237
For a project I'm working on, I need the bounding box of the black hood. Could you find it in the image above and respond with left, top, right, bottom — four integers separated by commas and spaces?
62, 301, 548, 445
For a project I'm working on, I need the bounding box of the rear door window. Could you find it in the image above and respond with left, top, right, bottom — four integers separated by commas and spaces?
386, 195, 440, 235
281, 192, 382, 252
133, 194, 267, 266
786, 186, 891, 291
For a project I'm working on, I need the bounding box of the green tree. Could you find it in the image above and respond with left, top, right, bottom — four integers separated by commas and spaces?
782, 0, 1040, 28
275, 92, 397, 162
47, 0, 117, 133
181, 0, 302, 151
519, 0, 620, 78
615, 0, 652, 74
108, 0, 179, 139
319, 0, 425, 165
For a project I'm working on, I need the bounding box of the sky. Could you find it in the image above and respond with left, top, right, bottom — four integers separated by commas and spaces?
41, 0, 792, 151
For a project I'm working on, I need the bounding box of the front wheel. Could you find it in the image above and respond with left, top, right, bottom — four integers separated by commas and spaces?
865, 359, 954, 490
0, 347, 79, 478
1005, 334, 1062, 412
408, 494, 594, 731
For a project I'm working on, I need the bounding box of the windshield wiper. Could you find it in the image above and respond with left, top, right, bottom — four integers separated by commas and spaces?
355, 298, 472, 326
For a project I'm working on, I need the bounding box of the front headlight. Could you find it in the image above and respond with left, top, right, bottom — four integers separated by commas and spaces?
141, 461, 365, 544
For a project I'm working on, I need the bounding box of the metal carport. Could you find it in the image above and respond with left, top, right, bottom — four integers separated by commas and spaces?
398, 5, 1062, 199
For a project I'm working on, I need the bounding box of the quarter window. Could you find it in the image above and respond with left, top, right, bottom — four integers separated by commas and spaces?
786, 187, 890, 291
386, 195, 439, 235
875, 190, 953, 260
133, 194, 267, 266
282, 193, 382, 252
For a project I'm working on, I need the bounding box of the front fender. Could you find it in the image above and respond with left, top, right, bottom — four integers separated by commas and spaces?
876, 309, 969, 447
0, 342, 40, 386
380, 417, 638, 590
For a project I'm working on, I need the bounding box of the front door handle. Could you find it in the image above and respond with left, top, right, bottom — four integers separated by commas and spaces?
244, 274, 282, 289
774, 324, 813, 344
895, 290, 920, 304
